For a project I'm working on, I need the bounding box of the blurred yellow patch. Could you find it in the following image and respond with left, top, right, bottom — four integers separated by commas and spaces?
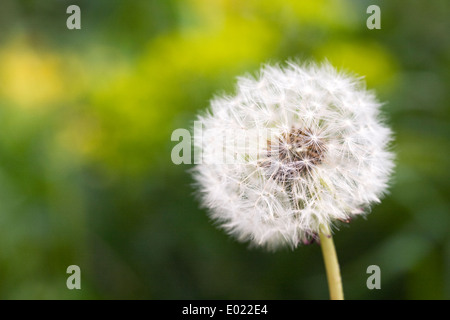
144, 16, 278, 77
0, 41, 65, 109
58, 112, 100, 158
315, 41, 397, 88
260, 0, 356, 28
188, 0, 355, 30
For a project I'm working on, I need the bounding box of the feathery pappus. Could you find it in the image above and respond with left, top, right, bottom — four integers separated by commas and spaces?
192, 61, 394, 250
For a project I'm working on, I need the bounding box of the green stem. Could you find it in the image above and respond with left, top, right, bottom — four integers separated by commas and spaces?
319, 224, 344, 300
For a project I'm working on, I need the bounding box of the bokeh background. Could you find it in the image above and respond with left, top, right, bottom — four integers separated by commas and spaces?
0, 0, 448, 299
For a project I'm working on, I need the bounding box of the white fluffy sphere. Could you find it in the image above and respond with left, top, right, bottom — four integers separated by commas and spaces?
193, 61, 394, 250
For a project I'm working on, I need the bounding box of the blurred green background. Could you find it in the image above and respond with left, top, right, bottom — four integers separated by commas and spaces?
0, 0, 448, 299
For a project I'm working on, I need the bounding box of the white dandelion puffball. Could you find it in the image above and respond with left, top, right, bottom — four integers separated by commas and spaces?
193, 61, 394, 250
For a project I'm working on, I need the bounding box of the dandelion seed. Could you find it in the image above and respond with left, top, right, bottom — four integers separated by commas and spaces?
193, 61, 394, 251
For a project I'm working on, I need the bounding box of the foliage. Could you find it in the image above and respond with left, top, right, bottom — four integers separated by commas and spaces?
0, 0, 448, 299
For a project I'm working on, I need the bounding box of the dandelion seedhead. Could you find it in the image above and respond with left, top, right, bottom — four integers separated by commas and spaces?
193, 61, 394, 250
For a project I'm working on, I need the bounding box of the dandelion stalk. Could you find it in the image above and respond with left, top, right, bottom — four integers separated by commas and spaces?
319, 224, 344, 300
